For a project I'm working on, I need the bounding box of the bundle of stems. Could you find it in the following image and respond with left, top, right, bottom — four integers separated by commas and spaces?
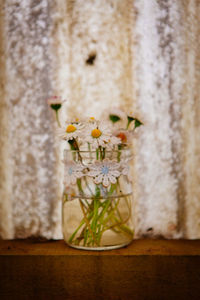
63, 143, 133, 247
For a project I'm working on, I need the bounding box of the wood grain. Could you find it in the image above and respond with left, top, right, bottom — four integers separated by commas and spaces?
0, 240, 200, 300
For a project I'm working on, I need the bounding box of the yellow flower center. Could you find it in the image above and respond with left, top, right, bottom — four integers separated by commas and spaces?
91, 128, 102, 138
66, 124, 77, 133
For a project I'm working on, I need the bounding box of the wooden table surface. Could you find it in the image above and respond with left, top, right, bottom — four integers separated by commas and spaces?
0, 239, 200, 300
0, 238, 200, 255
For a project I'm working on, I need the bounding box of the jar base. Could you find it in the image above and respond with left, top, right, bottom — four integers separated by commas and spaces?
65, 240, 133, 251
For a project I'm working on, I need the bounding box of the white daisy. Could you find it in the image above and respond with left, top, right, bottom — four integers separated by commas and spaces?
63, 160, 85, 187
47, 95, 67, 107
84, 121, 121, 149
88, 159, 121, 187
113, 129, 133, 145
57, 122, 84, 141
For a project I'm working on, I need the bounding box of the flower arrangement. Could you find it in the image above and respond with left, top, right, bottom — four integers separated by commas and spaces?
48, 96, 143, 250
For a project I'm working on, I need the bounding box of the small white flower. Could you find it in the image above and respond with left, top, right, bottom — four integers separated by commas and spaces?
88, 159, 121, 187
47, 95, 66, 106
113, 129, 133, 145
57, 122, 84, 141
63, 160, 85, 187
84, 121, 121, 149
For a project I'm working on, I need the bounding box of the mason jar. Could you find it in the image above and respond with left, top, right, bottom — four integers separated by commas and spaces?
62, 148, 134, 250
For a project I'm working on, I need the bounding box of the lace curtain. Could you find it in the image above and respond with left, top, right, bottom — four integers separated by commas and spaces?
0, 0, 199, 239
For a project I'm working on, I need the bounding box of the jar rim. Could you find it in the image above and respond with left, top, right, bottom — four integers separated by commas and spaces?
64, 148, 133, 153
65, 192, 132, 200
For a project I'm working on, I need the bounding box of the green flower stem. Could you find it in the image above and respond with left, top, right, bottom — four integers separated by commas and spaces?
68, 211, 93, 243
83, 228, 89, 246
77, 178, 84, 196
108, 183, 117, 196
99, 146, 103, 160
76, 178, 91, 209
98, 195, 132, 238
83, 177, 94, 197
68, 218, 86, 243
88, 199, 109, 245
117, 145, 122, 162
99, 146, 106, 161
67, 165, 133, 247
109, 180, 123, 222
102, 148, 105, 159
68, 138, 82, 162
101, 198, 122, 227
110, 198, 123, 222
79, 199, 99, 246
68, 195, 133, 246
86, 187, 105, 246
55, 110, 61, 127
97, 199, 111, 222
96, 148, 99, 160
88, 143, 93, 160
103, 215, 133, 238
96, 223, 102, 244
110, 216, 133, 237
89, 198, 100, 245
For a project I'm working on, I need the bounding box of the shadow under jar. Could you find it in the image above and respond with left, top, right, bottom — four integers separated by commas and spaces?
62, 148, 134, 250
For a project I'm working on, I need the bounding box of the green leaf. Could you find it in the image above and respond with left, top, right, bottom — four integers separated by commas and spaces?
127, 115, 143, 129
134, 118, 143, 129
109, 114, 121, 123
127, 115, 135, 123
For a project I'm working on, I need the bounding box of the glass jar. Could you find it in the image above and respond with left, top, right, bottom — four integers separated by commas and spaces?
62, 148, 134, 250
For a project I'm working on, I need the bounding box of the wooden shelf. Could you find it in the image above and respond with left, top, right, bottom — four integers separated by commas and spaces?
0, 238, 200, 255
0, 239, 200, 300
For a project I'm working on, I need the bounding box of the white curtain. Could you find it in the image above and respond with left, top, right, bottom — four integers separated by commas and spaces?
0, 0, 199, 239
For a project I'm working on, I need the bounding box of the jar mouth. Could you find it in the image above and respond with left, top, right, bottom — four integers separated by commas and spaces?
64, 192, 132, 200
64, 148, 132, 154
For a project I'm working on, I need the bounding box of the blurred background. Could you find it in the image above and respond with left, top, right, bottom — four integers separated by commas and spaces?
0, 0, 200, 239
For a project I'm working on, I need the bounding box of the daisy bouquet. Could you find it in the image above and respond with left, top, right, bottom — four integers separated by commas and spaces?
48, 97, 142, 250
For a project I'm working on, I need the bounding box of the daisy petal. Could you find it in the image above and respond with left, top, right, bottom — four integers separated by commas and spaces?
88, 170, 100, 177
109, 175, 117, 184
94, 174, 103, 184
102, 176, 109, 187
111, 170, 120, 177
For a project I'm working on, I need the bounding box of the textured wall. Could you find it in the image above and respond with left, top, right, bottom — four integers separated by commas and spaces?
182, 0, 200, 238
54, 0, 134, 119
133, 0, 184, 238
0, 0, 199, 239
133, 0, 200, 239
0, 0, 14, 239
0, 0, 62, 239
